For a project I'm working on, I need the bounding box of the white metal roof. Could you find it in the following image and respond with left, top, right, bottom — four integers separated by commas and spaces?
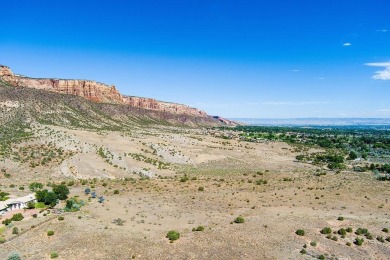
0, 193, 36, 207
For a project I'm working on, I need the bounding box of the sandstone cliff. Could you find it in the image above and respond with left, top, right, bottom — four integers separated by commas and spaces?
0, 65, 209, 117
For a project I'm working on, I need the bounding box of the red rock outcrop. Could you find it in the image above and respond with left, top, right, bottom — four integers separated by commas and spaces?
122, 96, 207, 117
0, 65, 209, 117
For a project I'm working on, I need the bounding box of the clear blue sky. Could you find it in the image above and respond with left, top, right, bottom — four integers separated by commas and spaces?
1, 0, 389, 118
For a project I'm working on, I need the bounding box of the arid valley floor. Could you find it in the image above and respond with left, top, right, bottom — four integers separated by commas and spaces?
1, 124, 390, 259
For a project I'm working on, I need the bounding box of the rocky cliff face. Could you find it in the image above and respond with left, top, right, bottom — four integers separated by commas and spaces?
1, 65, 122, 103
122, 96, 207, 117
0, 65, 210, 117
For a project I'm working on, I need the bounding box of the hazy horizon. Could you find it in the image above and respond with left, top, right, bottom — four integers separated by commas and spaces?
230, 118, 390, 127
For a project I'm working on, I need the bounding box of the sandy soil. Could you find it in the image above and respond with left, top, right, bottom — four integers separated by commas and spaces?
0, 125, 389, 259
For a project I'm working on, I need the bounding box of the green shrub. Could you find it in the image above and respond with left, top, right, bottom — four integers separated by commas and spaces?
365, 233, 373, 240
337, 216, 344, 221
354, 237, 364, 246
295, 229, 305, 236
12, 227, 18, 234
256, 179, 267, 185
310, 241, 317, 247
377, 236, 385, 243
300, 249, 306, 254
58, 216, 64, 221
27, 201, 35, 209
355, 228, 368, 235
338, 228, 347, 236
198, 186, 204, 191
192, 226, 205, 232
180, 175, 189, 182
113, 190, 119, 194
2, 219, 11, 225
318, 255, 325, 260
346, 227, 353, 233
320, 227, 332, 235
234, 216, 245, 224
382, 228, 389, 233
35, 202, 46, 208
166, 230, 180, 241
11, 213, 24, 221
47, 230, 55, 236
346, 242, 351, 246
7, 252, 21, 260
50, 251, 59, 258
0, 237, 6, 244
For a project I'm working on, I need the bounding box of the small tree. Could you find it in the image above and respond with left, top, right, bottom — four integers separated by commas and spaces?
11, 213, 24, 221
44, 192, 58, 207
52, 184, 69, 200
36, 189, 49, 202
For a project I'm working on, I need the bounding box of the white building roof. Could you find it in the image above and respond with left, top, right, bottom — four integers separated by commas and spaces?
0, 201, 8, 210
1, 193, 36, 206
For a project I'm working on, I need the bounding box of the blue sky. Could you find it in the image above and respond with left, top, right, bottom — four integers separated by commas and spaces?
1, 0, 389, 118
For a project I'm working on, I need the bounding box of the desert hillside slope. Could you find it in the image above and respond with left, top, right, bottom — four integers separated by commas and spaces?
0, 81, 224, 129
0, 64, 237, 127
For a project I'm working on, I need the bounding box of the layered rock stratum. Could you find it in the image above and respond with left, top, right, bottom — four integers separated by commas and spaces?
0, 65, 217, 119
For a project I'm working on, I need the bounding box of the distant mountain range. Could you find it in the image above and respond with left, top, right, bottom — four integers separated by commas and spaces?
232, 118, 390, 127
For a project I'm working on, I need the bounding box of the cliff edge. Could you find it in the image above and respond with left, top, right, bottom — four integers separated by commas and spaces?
0, 65, 211, 118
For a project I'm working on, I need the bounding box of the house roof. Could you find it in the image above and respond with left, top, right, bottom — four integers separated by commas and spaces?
0, 201, 8, 210
1, 193, 36, 207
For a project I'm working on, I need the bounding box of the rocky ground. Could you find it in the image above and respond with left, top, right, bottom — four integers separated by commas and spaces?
1, 125, 390, 259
